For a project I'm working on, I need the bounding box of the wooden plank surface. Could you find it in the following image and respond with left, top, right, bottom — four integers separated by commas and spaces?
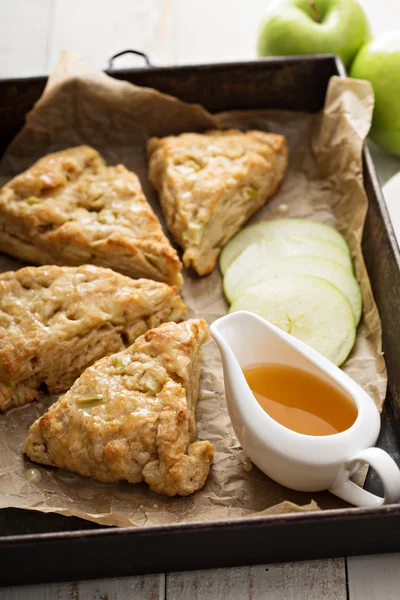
47, 0, 176, 71
368, 142, 400, 187
167, 559, 347, 600
347, 553, 400, 600
0, 560, 347, 600
0, 0, 52, 78
173, 0, 267, 65
1, 0, 398, 76
0, 0, 400, 598
0, 575, 165, 600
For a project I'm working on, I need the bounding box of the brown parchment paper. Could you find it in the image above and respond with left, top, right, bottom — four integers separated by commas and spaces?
0, 53, 387, 527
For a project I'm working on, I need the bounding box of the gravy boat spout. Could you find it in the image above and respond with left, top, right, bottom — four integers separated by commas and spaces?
209, 310, 340, 454
210, 311, 400, 508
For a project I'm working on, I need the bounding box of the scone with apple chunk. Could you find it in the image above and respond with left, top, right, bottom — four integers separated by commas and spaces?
0, 265, 186, 411
148, 129, 288, 275
24, 319, 214, 497
0, 146, 182, 287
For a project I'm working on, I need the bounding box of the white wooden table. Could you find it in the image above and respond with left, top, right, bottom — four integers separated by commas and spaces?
1, 1, 400, 598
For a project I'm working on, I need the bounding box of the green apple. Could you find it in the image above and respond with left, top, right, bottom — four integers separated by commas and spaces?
350, 32, 400, 156
257, 0, 370, 68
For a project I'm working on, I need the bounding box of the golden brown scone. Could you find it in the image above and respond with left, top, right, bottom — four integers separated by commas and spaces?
24, 319, 214, 497
148, 129, 288, 275
0, 265, 186, 411
0, 146, 182, 287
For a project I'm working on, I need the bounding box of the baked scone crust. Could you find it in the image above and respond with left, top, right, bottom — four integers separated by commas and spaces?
148, 129, 288, 275
24, 319, 214, 497
0, 146, 182, 287
0, 265, 186, 411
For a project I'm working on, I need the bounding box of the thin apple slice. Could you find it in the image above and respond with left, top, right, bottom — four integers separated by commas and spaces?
219, 218, 349, 274
223, 235, 352, 302
229, 274, 356, 366
225, 255, 362, 325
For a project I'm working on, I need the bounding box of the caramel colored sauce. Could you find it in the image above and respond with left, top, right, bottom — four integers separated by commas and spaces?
244, 363, 358, 436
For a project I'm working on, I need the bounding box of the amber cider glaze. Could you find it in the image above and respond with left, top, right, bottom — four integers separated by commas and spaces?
243, 363, 358, 436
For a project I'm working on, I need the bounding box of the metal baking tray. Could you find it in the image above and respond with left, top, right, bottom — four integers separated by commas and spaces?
0, 54, 400, 586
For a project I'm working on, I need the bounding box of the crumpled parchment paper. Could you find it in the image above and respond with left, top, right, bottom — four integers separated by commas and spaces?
0, 53, 386, 527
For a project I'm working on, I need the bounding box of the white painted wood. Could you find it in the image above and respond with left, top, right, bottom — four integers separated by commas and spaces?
0, 574, 165, 600
348, 553, 400, 600
0, 0, 52, 78
359, 0, 399, 36
368, 141, 400, 187
172, 0, 400, 66
47, 0, 176, 72
173, 0, 268, 64
0, 0, 399, 77
167, 558, 347, 600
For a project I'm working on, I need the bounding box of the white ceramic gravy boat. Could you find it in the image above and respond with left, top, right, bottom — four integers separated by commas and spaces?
210, 311, 400, 507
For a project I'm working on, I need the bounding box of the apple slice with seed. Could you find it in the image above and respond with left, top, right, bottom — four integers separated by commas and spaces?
229, 274, 356, 366
225, 255, 362, 325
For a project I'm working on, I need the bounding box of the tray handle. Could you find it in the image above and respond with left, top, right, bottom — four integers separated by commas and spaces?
108, 49, 152, 70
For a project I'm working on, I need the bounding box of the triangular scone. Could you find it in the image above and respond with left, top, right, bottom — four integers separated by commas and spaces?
0, 265, 186, 411
24, 319, 214, 496
148, 129, 288, 275
0, 146, 182, 287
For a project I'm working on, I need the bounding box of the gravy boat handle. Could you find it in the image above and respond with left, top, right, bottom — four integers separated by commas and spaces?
329, 447, 400, 507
